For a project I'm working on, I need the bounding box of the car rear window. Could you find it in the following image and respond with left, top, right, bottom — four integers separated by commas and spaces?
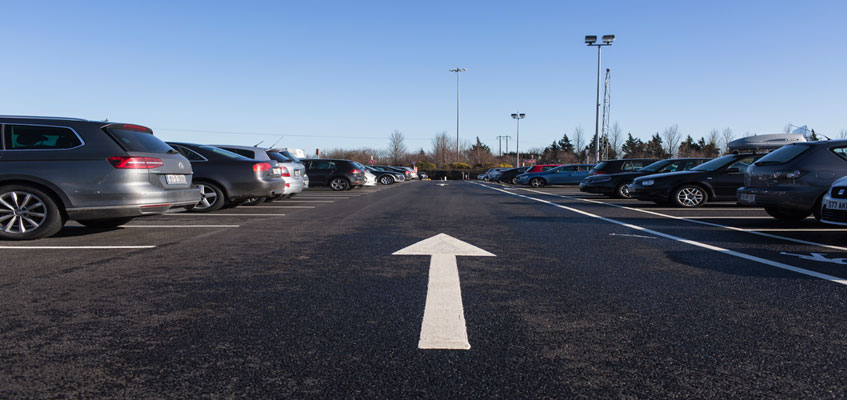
198, 145, 251, 160
267, 151, 295, 163
221, 148, 257, 159
106, 127, 174, 153
591, 162, 608, 173
4, 125, 83, 150
754, 144, 811, 166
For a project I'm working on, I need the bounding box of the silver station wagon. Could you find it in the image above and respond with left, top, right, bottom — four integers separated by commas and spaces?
0, 116, 201, 240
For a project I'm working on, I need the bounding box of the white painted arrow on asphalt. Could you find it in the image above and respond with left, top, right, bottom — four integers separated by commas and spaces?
393, 233, 495, 350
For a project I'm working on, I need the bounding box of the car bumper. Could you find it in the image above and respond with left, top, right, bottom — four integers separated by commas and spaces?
282, 178, 305, 195
66, 187, 202, 219
736, 186, 823, 212
629, 185, 669, 201
579, 181, 615, 194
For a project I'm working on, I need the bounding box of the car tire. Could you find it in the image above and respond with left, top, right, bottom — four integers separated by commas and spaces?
530, 178, 546, 188
511, 178, 518, 185
614, 183, 631, 199
379, 175, 394, 185
764, 207, 810, 221
188, 182, 225, 213
330, 177, 350, 191
240, 197, 267, 206
77, 217, 135, 229
0, 185, 65, 240
672, 185, 707, 208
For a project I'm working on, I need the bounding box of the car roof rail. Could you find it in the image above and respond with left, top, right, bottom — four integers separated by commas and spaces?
0, 115, 89, 121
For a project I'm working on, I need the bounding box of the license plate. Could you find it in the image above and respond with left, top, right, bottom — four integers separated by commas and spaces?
272, 167, 281, 176
827, 200, 847, 210
739, 193, 755, 203
165, 174, 187, 184
294, 170, 301, 177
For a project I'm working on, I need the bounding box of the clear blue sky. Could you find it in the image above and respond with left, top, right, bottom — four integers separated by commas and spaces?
2, 1, 845, 154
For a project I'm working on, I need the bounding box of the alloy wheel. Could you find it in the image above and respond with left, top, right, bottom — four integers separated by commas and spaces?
195, 184, 219, 210
530, 178, 545, 188
0, 190, 48, 235
330, 178, 350, 191
675, 186, 705, 207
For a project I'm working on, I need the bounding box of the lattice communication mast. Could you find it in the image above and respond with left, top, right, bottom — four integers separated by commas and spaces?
601, 68, 611, 160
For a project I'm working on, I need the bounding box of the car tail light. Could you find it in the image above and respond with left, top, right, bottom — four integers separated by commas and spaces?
280, 166, 290, 177
117, 124, 153, 133
253, 162, 272, 172
107, 156, 164, 169
771, 170, 804, 180
350, 169, 361, 173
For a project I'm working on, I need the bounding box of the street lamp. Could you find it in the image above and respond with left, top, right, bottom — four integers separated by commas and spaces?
449, 68, 467, 163
585, 34, 615, 163
511, 112, 525, 166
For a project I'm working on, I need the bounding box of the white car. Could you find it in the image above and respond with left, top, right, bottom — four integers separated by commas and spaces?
820, 176, 847, 226
363, 170, 377, 186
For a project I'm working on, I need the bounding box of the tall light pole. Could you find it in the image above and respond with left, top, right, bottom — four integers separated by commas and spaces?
585, 34, 615, 163
449, 68, 467, 163
511, 113, 525, 166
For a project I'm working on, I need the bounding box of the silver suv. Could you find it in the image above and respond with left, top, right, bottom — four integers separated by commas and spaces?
0, 116, 200, 240
214, 145, 306, 198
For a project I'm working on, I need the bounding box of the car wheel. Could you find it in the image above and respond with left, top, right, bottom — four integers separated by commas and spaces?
0, 185, 64, 240
379, 175, 394, 185
764, 207, 810, 221
77, 217, 135, 229
240, 196, 267, 206
672, 185, 707, 208
614, 183, 631, 199
511, 178, 517, 185
530, 178, 546, 188
330, 177, 350, 191
188, 182, 225, 212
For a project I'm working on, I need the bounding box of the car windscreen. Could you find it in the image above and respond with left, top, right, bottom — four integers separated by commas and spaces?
106, 127, 174, 153
267, 151, 293, 163
691, 155, 739, 171
638, 160, 672, 173
591, 162, 608, 172
753, 144, 811, 166
196, 145, 252, 160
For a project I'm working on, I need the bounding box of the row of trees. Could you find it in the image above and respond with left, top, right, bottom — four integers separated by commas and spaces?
324, 123, 847, 170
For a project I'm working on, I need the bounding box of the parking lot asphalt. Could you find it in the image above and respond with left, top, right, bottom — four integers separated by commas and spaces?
2, 180, 847, 398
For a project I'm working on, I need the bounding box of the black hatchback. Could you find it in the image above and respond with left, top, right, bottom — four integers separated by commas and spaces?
580, 158, 710, 198
629, 153, 763, 207
589, 158, 659, 176
301, 159, 366, 191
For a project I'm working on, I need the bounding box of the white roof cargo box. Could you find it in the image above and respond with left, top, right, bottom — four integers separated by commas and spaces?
727, 133, 806, 153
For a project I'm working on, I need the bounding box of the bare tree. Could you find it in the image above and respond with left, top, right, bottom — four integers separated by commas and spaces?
840, 129, 847, 139
721, 127, 734, 153
573, 125, 585, 161
388, 130, 407, 165
610, 122, 623, 155
708, 129, 720, 148
662, 124, 681, 157
431, 131, 451, 167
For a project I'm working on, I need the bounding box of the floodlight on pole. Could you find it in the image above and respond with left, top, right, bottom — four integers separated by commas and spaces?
511, 112, 525, 167
586, 34, 615, 163
449, 68, 467, 164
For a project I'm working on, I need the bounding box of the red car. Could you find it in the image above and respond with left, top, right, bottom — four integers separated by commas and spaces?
523, 164, 561, 174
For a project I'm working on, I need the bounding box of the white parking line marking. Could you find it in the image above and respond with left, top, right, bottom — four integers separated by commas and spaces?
748, 228, 844, 232
249, 206, 316, 208
519, 187, 847, 252
647, 208, 760, 211
683, 216, 792, 219
277, 200, 335, 203
120, 225, 240, 228
162, 213, 286, 216
0, 245, 155, 249
478, 183, 847, 286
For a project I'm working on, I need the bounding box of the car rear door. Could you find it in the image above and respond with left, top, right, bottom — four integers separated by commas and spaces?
711, 156, 758, 199
306, 160, 334, 186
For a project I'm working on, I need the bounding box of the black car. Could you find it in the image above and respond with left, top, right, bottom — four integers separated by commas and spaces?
589, 158, 659, 176
167, 142, 285, 212
374, 165, 414, 181
301, 159, 366, 191
629, 153, 763, 207
738, 140, 847, 221
497, 167, 529, 184
580, 158, 710, 198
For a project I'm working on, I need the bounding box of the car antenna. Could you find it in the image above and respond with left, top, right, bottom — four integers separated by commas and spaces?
253, 140, 264, 147
268, 135, 284, 149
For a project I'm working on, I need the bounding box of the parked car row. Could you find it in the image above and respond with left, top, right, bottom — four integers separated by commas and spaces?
492, 140, 847, 227
0, 116, 421, 240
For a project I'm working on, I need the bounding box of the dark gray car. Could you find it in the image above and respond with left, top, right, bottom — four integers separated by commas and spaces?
737, 140, 847, 221
0, 116, 200, 240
